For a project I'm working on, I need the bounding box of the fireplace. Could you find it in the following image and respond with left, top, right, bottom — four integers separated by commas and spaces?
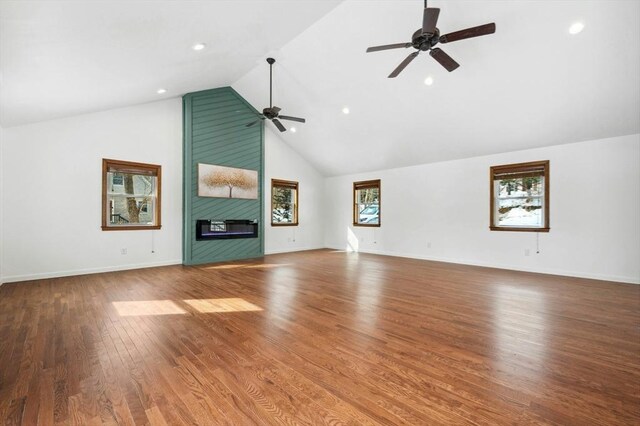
195, 219, 258, 241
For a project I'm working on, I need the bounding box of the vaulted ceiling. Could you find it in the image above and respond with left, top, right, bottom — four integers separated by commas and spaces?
2, 1, 639, 176
0, 0, 341, 126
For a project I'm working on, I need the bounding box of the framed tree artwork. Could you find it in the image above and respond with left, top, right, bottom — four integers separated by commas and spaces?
198, 163, 258, 199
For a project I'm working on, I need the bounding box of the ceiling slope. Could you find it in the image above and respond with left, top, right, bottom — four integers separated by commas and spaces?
233, 0, 640, 176
0, 0, 342, 127
1, 1, 638, 177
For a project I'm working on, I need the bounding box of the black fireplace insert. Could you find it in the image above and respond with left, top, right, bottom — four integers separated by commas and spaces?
195, 219, 258, 241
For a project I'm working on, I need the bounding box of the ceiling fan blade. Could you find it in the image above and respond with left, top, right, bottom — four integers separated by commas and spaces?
366, 43, 412, 53
388, 52, 419, 78
439, 23, 496, 44
422, 7, 440, 36
279, 115, 306, 123
429, 48, 460, 72
272, 119, 286, 132
271, 106, 281, 114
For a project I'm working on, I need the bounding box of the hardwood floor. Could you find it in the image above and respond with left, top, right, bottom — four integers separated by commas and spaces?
1, 249, 639, 425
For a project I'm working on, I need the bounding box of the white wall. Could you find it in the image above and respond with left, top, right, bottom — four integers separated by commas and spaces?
1, 99, 184, 282
2, 96, 637, 285
264, 128, 325, 254
0, 125, 4, 284
324, 134, 640, 284
0, 96, 327, 282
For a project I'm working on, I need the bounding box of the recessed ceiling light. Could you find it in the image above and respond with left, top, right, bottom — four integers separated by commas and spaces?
569, 22, 585, 35
156, 88, 167, 94
424, 76, 434, 86
342, 107, 350, 114
290, 127, 297, 133
192, 43, 206, 51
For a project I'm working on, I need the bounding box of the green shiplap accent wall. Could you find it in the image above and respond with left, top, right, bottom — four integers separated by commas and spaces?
183, 87, 264, 265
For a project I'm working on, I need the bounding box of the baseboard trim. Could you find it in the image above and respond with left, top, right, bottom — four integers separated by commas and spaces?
3, 249, 637, 285
1, 259, 183, 284
325, 246, 640, 285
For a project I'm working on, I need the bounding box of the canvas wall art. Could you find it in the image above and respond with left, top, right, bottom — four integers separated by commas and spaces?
198, 163, 258, 199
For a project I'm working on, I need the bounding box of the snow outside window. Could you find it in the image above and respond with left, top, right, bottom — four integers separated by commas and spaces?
271, 179, 298, 226
490, 161, 549, 232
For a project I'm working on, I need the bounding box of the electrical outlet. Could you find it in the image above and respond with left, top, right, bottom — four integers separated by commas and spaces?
524, 249, 530, 256
121, 248, 127, 255
427, 242, 432, 248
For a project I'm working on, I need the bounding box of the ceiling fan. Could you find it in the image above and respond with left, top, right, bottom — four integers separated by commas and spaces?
366, 0, 496, 77
246, 57, 305, 132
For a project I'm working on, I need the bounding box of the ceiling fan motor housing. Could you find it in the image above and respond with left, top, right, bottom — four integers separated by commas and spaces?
412, 28, 440, 51
263, 107, 278, 119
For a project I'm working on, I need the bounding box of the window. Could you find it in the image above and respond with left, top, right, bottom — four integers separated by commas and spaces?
102, 159, 161, 230
353, 179, 380, 226
490, 160, 549, 232
271, 179, 298, 226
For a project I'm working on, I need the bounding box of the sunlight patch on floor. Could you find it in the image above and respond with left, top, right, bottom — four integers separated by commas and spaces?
113, 300, 186, 316
183, 298, 263, 313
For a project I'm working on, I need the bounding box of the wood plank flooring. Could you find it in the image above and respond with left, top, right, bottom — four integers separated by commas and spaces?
1, 249, 639, 425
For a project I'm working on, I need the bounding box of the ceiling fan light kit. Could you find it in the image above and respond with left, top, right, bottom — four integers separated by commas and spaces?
366, 1, 496, 78
246, 57, 306, 133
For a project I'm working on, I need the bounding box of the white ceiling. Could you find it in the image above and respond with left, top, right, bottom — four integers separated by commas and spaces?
0, 0, 341, 126
2, 1, 639, 176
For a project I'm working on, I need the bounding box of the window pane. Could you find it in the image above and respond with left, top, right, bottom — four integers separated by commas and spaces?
356, 187, 379, 224
496, 196, 543, 227
107, 172, 156, 225
497, 176, 544, 197
495, 175, 545, 228
272, 187, 296, 223
108, 172, 155, 196
108, 195, 155, 225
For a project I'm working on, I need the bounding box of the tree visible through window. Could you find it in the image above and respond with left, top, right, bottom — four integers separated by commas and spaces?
271, 179, 298, 226
102, 159, 161, 230
490, 160, 549, 232
353, 179, 380, 226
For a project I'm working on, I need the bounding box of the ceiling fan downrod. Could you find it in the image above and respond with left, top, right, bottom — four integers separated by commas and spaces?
244, 57, 306, 133
267, 57, 275, 108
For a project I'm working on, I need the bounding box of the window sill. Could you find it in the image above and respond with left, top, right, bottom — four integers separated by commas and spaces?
102, 225, 162, 231
490, 226, 549, 232
353, 223, 381, 228
271, 223, 299, 227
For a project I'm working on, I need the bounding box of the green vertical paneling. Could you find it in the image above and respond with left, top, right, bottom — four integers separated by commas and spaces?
183, 87, 264, 265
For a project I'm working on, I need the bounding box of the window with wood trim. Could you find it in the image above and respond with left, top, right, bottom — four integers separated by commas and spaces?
271, 179, 298, 226
490, 160, 549, 232
102, 159, 161, 230
353, 179, 380, 227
